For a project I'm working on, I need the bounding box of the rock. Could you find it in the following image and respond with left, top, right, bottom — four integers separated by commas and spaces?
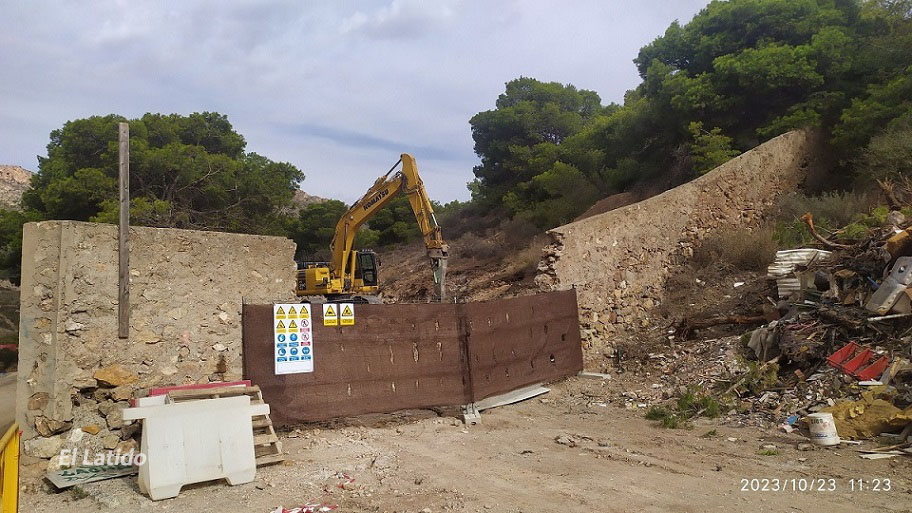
161, 365, 178, 376
760, 444, 777, 451
94, 364, 138, 387
72, 376, 98, 390
554, 435, 577, 447
135, 329, 161, 344
104, 406, 125, 430
24, 435, 63, 458
82, 424, 101, 435
102, 434, 120, 450
34, 416, 72, 437
212, 343, 227, 352
64, 319, 85, 333
218, 312, 229, 323
69, 428, 84, 442
797, 442, 814, 451
886, 210, 905, 227
28, 392, 49, 410
115, 439, 138, 454
120, 422, 141, 440
111, 386, 133, 401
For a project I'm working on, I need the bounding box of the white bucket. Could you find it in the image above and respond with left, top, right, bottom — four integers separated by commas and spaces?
807, 413, 840, 446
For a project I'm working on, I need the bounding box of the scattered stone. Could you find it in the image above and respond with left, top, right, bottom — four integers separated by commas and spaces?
24, 435, 63, 458
64, 319, 86, 333
102, 434, 120, 450
554, 435, 577, 447
797, 443, 814, 451
115, 439, 138, 454
760, 444, 777, 451
93, 364, 138, 387
82, 424, 101, 435
120, 422, 141, 440
35, 416, 72, 437
213, 343, 227, 352
135, 329, 161, 344
69, 428, 85, 443
111, 386, 133, 401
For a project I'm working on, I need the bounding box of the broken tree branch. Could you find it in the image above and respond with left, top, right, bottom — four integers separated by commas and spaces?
878, 178, 902, 210
676, 313, 767, 339
801, 212, 852, 249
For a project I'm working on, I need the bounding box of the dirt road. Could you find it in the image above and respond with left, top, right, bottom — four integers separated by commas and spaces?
19, 377, 911, 512
0, 372, 15, 434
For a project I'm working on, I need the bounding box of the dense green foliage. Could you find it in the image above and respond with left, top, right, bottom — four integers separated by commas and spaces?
24, 112, 303, 232
466, 0, 912, 230
0, 112, 303, 281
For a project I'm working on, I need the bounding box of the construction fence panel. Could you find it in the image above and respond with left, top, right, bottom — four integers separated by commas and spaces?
460, 289, 583, 402
242, 290, 582, 426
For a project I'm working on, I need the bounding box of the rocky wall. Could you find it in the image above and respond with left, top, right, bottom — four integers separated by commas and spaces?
535, 129, 829, 363
16, 221, 296, 462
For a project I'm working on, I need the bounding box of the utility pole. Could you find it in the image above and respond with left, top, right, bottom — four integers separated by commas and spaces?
118, 122, 130, 339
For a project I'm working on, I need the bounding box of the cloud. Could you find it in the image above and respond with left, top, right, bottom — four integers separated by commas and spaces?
340, 0, 458, 39
0, 0, 712, 203
291, 123, 464, 161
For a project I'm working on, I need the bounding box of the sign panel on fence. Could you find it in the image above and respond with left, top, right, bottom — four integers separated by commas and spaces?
322, 303, 338, 326
340, 303, 355, 325
274, 303, 313, 375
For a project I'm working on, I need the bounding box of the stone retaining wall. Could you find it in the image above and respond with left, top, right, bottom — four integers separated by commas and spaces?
16, 221, 296, 462
535, 129, 829, 363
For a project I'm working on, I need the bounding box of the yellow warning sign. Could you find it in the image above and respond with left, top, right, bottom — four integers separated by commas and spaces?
322, 304, 338, 326
287, 305, 297, 317
275, 306, 286, 319
340, 303, 355, 326
289, 319, 298, 330
275, 320, 287, 333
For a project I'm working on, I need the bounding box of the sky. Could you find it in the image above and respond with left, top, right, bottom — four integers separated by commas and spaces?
0, 0, 710, 203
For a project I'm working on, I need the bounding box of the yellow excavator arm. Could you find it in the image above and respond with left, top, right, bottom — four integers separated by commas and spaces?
299, 153, 448, 301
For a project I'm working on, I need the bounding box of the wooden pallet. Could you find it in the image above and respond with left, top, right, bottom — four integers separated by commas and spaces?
166, 385, 285, 466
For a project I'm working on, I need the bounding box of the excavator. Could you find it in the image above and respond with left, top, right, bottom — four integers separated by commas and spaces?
296, 153, 449, 302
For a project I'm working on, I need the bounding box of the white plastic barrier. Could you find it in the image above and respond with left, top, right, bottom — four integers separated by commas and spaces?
123, 395, 268, 500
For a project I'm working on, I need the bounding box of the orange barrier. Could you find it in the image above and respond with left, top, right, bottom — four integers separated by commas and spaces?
0, 423, 19, 513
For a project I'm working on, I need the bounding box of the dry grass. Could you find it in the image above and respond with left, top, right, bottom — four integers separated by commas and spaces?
692, 227, 778, 272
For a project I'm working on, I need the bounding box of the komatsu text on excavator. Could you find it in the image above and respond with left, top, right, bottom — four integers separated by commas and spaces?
296, 153, 449, 302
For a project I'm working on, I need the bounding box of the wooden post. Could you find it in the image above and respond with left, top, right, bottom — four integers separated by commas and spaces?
118, 122, 130, 339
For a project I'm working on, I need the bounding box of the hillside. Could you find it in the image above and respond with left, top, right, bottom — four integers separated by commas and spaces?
0, 164, 32, 209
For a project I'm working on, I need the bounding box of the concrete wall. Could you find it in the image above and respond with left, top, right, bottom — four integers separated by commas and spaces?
16, 221, 296, 460
535, 129, 829, 362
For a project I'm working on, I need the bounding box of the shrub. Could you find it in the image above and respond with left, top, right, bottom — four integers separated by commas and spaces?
456, 233, 502, 260
644, 387, 724, 429
692, 227, 777, 271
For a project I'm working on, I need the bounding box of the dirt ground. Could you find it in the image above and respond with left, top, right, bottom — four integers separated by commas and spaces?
18, 377, 912, 513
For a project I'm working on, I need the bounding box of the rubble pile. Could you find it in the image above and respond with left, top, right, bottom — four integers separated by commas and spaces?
645, 203, 912, 445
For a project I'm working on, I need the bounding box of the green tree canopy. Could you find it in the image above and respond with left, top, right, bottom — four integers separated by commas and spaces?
24, 112, 303, 233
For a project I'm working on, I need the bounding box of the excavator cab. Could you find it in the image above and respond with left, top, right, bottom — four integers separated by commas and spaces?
354, 250, 378, 287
